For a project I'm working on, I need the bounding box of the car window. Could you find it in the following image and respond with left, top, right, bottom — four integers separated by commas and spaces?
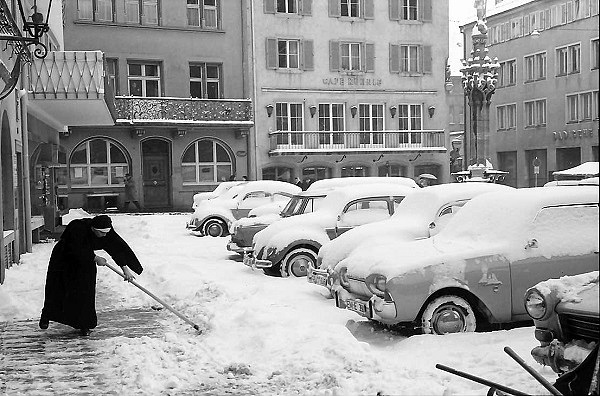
244, 191, 269, 200
392, 196, 406, 211
340, 198, 391, 226
437, 200, 469, 218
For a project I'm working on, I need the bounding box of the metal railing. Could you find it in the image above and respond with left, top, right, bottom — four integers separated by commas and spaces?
114, 97, 253, 123
269, 129, 446, 152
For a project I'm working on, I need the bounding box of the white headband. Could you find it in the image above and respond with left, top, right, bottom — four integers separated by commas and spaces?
93, 227, 111, 233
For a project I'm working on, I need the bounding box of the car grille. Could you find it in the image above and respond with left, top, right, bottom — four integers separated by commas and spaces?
559, 313, 599, 342
346, 277, 371, 298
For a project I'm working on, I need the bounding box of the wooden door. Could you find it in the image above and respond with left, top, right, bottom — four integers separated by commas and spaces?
142, 139, 171, 209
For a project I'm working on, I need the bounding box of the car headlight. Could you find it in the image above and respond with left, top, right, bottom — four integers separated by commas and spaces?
524, 288, 547, 320
366, 274, 387, 297
339, 267, 349, 287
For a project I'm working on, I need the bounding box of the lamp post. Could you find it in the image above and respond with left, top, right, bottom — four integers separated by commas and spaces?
454, 6, 507, 183
0, 0, 53, 59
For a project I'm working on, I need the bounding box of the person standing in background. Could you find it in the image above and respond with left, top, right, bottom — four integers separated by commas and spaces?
123, 173, 142, 211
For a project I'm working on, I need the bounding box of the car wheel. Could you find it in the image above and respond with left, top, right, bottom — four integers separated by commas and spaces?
281, 248, 317, 278
203, 219, 227, 237
421, 295, 477, 335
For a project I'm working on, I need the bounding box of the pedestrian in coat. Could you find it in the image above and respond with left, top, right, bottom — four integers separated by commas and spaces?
39, 215, 143, 336
123, 173, 142, 211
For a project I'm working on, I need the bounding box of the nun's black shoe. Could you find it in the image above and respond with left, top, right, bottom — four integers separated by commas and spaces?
39, 317, 49, 330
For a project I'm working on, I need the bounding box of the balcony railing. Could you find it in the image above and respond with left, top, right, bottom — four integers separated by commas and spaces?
114, 97, 253, 125
269, 130, 446, 155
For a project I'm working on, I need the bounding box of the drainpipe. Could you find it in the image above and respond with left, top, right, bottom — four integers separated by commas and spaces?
249, 0, 259, 180
18, 88, 33, 252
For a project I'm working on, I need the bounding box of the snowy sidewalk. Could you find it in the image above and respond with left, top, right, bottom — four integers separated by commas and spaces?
0, 307, 165, 395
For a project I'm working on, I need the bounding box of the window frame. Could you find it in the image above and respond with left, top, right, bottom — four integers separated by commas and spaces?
77, 0, 115, 22
187, 0, 220, 29
556, 42, 581, 76
181, 139, 233, 185
127, 61, 162, 97
68, 138, 129, 188
277, 39, 301, 69
566, 94, 579, 123
275, 102, 304, 148
276, 0, 299, 14
523, 98, 547, 128
318, 103, 345, 147
591, 37, 599, 70
189, 62, 222, 99
358, 103, 385, 146
496, 103, 517, 130
340, 42, 362, 71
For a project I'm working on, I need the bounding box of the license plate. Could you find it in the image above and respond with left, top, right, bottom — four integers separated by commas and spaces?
308, 273, 328, 287
346, 299, 370, 316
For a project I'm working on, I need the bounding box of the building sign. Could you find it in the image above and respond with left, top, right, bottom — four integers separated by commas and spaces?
322, 76, 383, 87
553, 127, 596, 141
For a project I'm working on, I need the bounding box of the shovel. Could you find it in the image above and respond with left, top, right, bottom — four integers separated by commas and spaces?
105, 262, 201, 332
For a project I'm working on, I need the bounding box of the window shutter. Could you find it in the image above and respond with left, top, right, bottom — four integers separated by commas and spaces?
301, 40, 314, 70
264, 0, 276, 14
422, 45, 432, 73
365, 43, 375, 72
329, 0, 341, 17
363, 0, 374, 19
300, 0, 312, 15
330, 40, 340, 71
389, 43, 400, 73
389, 0, 399, 21
216, 0, 222, 28
421, 0, 432, 22
266, 38, 278, 69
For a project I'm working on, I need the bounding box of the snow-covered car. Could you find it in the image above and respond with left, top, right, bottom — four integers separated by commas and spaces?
308, 182, 515, 293
227, 177, 419, 255
244, 183, 416, 277
334, 186, 599, 334
191, 181, 247, 209
524, 271, 599, 374
186, 180, 301, 237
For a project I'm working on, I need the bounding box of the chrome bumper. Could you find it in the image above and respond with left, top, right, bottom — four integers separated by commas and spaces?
243, 252, 273, 269
334, 289, 397, 321
306, 267, 329, 287
227, 241, 246, 254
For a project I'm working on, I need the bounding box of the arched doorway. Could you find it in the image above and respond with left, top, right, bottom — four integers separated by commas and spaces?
141, 138, 172, 209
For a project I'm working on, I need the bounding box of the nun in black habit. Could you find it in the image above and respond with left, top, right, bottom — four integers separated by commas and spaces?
39, 215, 143, 335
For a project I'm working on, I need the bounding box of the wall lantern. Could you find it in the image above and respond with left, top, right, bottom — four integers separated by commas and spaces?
350, 105, 358, 118
309, 105, 317, 118
389, 106, 397, 118
265, 104, 274, 117
428, 105, 436, 118
0, 0, 54, 59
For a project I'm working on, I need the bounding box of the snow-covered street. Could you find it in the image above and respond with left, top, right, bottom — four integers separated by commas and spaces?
0, 213, 559, 395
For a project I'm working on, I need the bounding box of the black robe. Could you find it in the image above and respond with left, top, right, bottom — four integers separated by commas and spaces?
40, 218, 143, 330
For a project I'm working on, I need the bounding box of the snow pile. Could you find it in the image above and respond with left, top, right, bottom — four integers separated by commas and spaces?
534, 271, 599, 303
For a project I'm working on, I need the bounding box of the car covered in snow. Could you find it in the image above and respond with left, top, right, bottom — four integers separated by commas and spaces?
334, 186, 599, 334
191, 181, 247, 209
244, 183, 416, 277
227, 177, 419, 255
308, 182, 515, 293
524, 271, 599, 374
186, 180, 301, 237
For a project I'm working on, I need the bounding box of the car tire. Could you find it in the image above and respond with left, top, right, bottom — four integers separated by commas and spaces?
420, 295, 477, 335
281, 248, 317, 278
203, 219, 227, 237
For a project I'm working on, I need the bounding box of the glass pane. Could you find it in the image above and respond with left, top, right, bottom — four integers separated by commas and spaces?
89, 140, 107, 163
71, 144, 87, 164
146, 81, 159, 97
199, 166, 215, 182
56, 167, 68, 185
70, 167, 89, 185
217, 165, 232, 182
190, 82, 202, 98
204, 9, 217, 28
129, 64, 142, 76
190, 65, 202, 78
206, 82, 219, 99
109, 143, 126, 163
215, 143, 230, 162
187, 9, 200, 26
198, 140, 213, 162
90, 167, 109, 185
182, 165, 197, 183
182, 145, 196, 163
78, 0, 93, 19
145, 65, 159, 76
111, 166, 129, 185
206, 65, 219, 78
129, 80, 142, 96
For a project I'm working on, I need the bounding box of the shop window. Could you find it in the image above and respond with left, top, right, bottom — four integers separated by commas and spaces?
69, 138, 129, 187
262, 166, 292, 182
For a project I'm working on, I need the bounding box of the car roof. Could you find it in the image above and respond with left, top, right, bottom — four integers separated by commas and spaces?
307, 177, 418, 190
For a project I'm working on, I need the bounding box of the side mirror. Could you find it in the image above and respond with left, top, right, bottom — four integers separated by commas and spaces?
525, 238, 538, 249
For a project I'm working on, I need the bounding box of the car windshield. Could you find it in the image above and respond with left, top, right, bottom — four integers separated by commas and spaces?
281, 194, 327, 217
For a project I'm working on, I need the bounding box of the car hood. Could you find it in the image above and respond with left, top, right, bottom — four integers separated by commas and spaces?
556, 284, 600, 317
338, 236, 504, 280
319, 217, 428, 271
190, 202, 235, 223
232, 213, 282, 229
253, 211, 336, 251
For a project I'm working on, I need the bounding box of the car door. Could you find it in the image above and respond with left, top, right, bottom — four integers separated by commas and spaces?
330, 197, 394, 238
231, 191, 271, 219
509, 204, 599, 319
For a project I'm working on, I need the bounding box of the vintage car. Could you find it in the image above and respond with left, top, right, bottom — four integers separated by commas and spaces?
227, 177, 418, 255
308, 182, 514, 292
191, 181, 247, 209
524, 271, 599, 374
186, 180, 301, 237
333, 186, 599, 334
244, 183, 416, 277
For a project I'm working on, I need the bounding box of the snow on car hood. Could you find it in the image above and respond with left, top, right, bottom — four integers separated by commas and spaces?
318, 217, 426, 271
190, 199, 236, 223
533, 271, 599, 304
232, 213, 282, 229
253, 212, 336, 252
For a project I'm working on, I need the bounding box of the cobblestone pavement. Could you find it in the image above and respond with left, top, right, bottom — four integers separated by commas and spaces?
0, 308, 165, 395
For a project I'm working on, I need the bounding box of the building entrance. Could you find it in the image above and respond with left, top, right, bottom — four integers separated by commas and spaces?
141, 139, 171, 210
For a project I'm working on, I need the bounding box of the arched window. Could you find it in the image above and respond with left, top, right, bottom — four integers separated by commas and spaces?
182, 139, 233, 184
262, 166, 292, 182
70, 138, 129, 187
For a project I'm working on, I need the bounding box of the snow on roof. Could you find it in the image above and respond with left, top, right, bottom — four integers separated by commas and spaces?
533, 271, 599, 304
553, 162, 599, 177
317, 184, 416, 214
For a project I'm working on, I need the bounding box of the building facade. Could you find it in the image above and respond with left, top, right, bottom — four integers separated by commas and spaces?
60, 0, 252, 212
462, 0, 599, 187
246, 0, 451, 184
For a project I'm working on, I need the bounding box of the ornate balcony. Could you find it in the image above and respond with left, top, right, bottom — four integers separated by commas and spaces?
114, 97, 253, 127
28, 51, 115, 128
269, 130, 446, 156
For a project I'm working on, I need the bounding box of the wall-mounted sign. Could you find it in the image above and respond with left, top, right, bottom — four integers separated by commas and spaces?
553, 128, 596, 141
322, 76, 383, 87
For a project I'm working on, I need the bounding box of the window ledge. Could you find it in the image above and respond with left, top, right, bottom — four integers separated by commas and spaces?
275, 68, 303, 74
73, 20, 225, 33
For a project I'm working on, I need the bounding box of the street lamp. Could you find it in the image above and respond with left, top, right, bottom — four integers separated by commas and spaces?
0, 0, 54, 59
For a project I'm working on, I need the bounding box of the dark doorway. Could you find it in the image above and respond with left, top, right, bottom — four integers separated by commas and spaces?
141, 139, 171, 210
